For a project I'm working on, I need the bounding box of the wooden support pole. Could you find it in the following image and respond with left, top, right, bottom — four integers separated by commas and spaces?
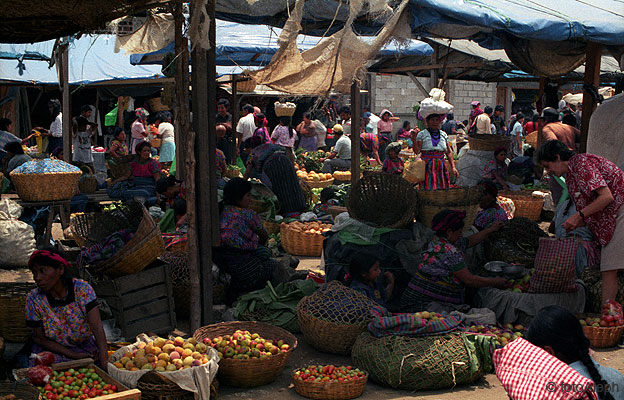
173, 0, 190, 179
350, 82, 361, 186
231, 75, 238, 164
579, 42, 602, 154
429, 44, 438, 92
191, 0, 217, 326
184, 130, 200, 332
60, 40, 71, 161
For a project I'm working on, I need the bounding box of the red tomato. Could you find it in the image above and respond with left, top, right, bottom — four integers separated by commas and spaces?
110, 385, 117, 392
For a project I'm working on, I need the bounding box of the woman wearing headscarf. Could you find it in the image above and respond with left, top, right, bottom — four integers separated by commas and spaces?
154, 111, 175, 167
412, 113, 458, 190
130, 108, 149, 154
400, 210, 506, 312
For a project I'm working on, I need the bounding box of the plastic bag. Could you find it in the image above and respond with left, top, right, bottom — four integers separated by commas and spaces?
0, 199, 36, 266
419, 97, 454, 120
402, 159, 426, 183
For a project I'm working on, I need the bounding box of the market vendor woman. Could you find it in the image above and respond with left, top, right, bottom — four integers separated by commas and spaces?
401, 210, 507, 312
537, 140, 624, 316
412, 113, 458, 190
25, 250, 108, 368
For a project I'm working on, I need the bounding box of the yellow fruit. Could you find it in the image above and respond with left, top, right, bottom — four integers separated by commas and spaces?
191, 351, 202, 360
195, 343, 207, 353
163, 344, 175, 353
183, 356, 194, 366
155, 366, 166, 372
166, 364, 177, 372
187, 338, 197, 345
126, 361, 135, 369
153, 337, 166, 348
113, 362, 123, 369
183, 343, 195, 351
158, 353, 170, 362
134, 357, 148, 368
156, 360, 167, 369
174, 337, 185, 347
174, 346, 185, 355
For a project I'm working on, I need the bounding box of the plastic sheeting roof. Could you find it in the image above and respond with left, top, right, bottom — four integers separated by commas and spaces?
130, 19, 433, 67
408, 0, 624, 46
0, 35, 166, 85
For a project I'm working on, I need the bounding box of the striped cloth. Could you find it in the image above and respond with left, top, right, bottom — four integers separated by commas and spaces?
367, 305, 463, 338
419, 151, 450, 190
493, 338, 598, 400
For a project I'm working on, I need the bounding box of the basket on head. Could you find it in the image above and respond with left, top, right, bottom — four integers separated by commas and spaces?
467, 134, 511, 152
347, 173, 417, 228
499, 190, 545, 221
193, 321, 297, 388
292, 369, 368, 400
88, 205, 165, 277
0, 381, 41, 400
297, 282, 378, 355
0, 282, 37, 342
274, 101, 296, 117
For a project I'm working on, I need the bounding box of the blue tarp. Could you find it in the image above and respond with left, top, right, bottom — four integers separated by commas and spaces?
0, 35, 164, 85
409, 0, 624, 46
130, 19, 433, 67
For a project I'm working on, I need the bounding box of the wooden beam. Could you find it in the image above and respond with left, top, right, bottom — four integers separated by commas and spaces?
350, 82, 361, 186
60, 40, 71, 161
173, 0, 190, 179
185, 130, 200, 332
579, 42, 602, 154
380, 62, 485, 74
406, 72, 429, 98
190, 0, 215, 326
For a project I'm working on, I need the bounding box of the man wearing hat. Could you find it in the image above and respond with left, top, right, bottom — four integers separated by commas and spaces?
469, 100, 483, 127
540, 107, 580, 152
492, 105, 507, 135
321, 124, 351, 173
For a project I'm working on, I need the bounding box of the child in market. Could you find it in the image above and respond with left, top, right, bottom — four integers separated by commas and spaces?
382, 142, 404, 175
312, 187, 340, 218
348, 252, 394, 307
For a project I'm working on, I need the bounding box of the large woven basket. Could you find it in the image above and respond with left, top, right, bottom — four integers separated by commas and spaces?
136, 371, 218, 400
71, 201, 144, 247
275, 101, 296, 117
11, 171, 81, 201
236, 77, 257, 92
579, 313, 624, 348
468, 134, 511, 151
333, 171, 351, 182
78, 165, 98, 194
89, 206, 165, 277
499, 190, 545, 221
193, 321, 297, 388
0, 382, 41, 400
292, 369, 368, 400
280, 223, 325, 257
416, 186, 483, 206
418, 203, 481, 230
297, 296, 368, 355
301, 178, 334, 189
0, 282, 36, 342
347, 173, 418, 228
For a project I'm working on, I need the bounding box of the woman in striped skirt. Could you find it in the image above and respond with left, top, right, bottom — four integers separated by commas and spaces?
412, 113, 458, 190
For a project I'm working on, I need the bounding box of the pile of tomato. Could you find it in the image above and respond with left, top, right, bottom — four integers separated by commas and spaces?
293, 365, 366, 383
38, 368, 118, 400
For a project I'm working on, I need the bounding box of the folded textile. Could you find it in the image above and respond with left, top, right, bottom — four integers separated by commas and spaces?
77, 229, 134, 266
367, 305, 463, 338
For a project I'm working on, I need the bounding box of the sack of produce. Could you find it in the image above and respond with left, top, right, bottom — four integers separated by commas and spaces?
235, 280, 319, 333
0, 199, 36, 266
418, 97, 454, 120
528, 237, 579, 293
297, 281, 378, 355
367, 306, 463, 338
402, 158, 426, 183
351, 331, 484, 391
108, 334, 219, 400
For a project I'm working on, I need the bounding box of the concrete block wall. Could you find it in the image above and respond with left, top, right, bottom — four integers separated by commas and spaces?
369, 73, 497, 130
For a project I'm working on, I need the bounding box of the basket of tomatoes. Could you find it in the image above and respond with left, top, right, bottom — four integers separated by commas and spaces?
292, 365, 367, 400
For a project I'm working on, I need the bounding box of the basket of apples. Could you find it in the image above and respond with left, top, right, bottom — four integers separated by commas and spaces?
579, 301, 624, 348
292, 365, 368, 400
193, 321, 297, 388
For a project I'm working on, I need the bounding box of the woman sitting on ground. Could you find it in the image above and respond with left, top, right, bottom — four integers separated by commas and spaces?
473, 181, 509, 231
108, 141, 160, 205
482, 147, 509, 190
213, 178, 285, 297
527, 306, 622, 400
400, 209, 507, 312
25, 249, 108, 368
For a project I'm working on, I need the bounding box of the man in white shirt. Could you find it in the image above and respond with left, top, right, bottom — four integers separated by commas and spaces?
321, 124, 351, 173
339, 106, 351, 137
44, 99, 63, 153
236, 103, 256, 163
475, 106, 493, 134
363, 107, 380, 135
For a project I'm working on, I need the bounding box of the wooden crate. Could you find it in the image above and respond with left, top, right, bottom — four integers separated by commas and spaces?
91, 260, 176, 340
17, 358, 141, 400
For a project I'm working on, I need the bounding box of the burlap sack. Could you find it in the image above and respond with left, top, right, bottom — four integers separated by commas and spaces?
108, 334, 220, 400
402, 159, 426, 183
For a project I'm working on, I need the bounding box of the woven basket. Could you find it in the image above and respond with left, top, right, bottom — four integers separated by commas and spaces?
150, 138, 162, 149
71, 202, 144, 248
499, 191, 545, 221
297, 296, 368, 355
0, 282, 36, 342
416, 186, 483, 206
583, 325, 624, 348
11, 171, 81, 202
263, 219, 281, 235
468, 134, 511, 151
418, 203, 480, 230
89, 206, 165, 277
347, 173, 418, 229
136, 372, 218, 400
193, 321, 297, 388
333, 172, 351, 182
224, 168, 242, 178
275, 102, 296, 117
525, 131, 538, 148
78, 165, 98, 194
0, 382, 41, 400
292, 370, 368, 400
301, 178, 334, 189
236, 78, 257, 92
280, 223, 324, 257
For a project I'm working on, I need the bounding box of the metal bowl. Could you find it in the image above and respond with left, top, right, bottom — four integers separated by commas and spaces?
502, 264, 525, 279
484, 261, 509, 273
